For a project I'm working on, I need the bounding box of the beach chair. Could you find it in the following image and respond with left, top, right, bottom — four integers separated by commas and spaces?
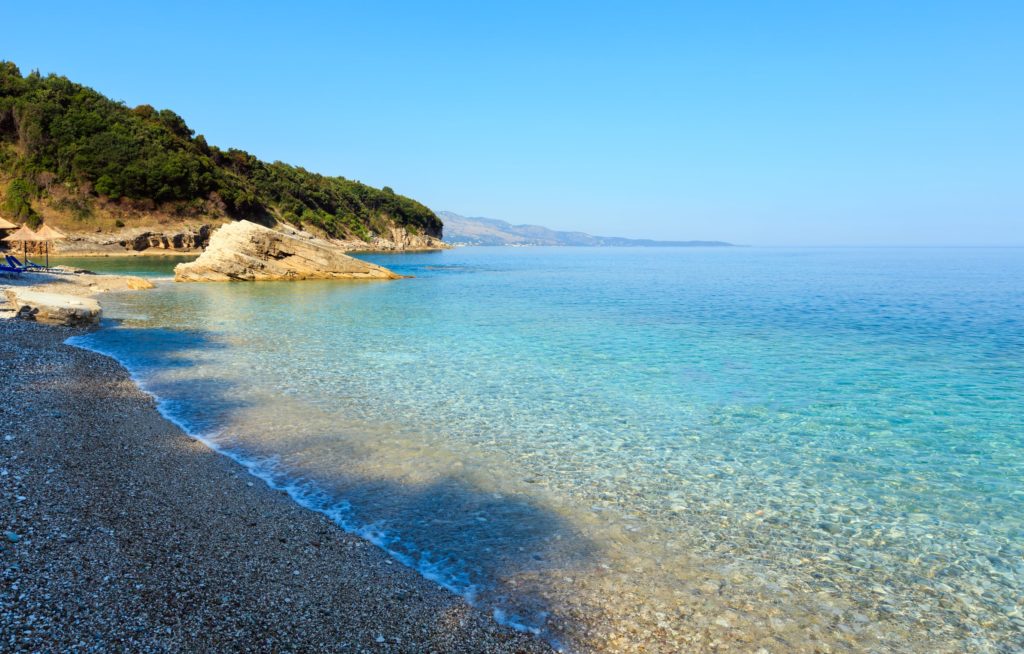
6, 255, 45, 271
0, 262, 23, 275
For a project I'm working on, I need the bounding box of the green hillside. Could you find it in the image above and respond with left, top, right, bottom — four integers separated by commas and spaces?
0, 61, 441, 240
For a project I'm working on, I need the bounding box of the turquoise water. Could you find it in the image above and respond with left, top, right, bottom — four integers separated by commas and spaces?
50, 255, 198, 278
69, 247, 1023, 652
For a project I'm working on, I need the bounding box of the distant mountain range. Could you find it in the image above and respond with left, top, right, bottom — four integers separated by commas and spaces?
439, 211, 732, 247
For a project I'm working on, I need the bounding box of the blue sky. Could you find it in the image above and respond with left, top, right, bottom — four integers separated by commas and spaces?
4, 1, 1022, 245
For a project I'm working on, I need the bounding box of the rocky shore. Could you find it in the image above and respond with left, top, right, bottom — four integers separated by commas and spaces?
0, 319, 553, 653
49, 222, 448, 257
0, 268, 154, 325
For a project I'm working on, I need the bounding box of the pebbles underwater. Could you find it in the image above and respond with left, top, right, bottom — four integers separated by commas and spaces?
64, 247, 1024, 652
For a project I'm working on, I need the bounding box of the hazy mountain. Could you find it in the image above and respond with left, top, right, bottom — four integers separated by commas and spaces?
439, 211, 732, 247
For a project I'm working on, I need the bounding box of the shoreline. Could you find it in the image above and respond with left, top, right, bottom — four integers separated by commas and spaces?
0, 318, 554, 652
49, 245, 450, 258
50, 250, 205, 258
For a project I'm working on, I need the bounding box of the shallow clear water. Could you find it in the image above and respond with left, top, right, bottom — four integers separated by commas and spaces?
50, 255, 198, 278
70, 247, 1024, 652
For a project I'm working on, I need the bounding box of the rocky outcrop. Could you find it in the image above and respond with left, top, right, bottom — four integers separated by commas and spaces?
3, 289, 101, 326
362, 224, 449, 251
174, 221, 403, 282
303, 224, 449, 252
1, 269, 153, 323
44, 221, 445, 256
120, 225, 212, 251
53, 225, 216, 255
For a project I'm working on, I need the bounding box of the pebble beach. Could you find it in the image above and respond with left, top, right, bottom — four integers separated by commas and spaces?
0, 318, 553, 653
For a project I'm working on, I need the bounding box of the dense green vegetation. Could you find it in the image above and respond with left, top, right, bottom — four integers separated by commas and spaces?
0, 61, 441, 240
2, 178, 41, 226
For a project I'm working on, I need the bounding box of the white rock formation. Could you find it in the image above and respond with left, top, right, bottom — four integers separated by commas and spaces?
174, 221, 403, 282
3, 289, 102, 326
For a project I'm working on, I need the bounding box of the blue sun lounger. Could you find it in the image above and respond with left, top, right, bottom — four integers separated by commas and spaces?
6, 255, 45, 271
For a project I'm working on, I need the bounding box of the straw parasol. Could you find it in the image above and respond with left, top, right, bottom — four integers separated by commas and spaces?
0, 217, 15, 251
2, 225, 46, 264
35, 224, 67, 268
0, 217, 16, 258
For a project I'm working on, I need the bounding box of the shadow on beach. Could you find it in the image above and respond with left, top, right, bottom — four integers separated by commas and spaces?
1, 319, 559, 652
68, 323, 598, 646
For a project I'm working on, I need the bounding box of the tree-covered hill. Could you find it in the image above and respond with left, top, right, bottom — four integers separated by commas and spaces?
0, 62, 441, 241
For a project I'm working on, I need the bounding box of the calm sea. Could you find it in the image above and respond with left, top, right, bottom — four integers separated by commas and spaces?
64, 247, 1024, 653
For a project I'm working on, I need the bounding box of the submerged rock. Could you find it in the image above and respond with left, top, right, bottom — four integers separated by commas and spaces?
3, 289, 101, 326
174, 221, 403, 282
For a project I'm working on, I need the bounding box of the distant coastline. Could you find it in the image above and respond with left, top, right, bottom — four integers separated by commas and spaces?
440, 211, 733, 247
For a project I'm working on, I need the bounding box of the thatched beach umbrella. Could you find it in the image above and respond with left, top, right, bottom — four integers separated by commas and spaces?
0, 217, 16, 246
2, 224, 45, 262
35, 224, 67, 268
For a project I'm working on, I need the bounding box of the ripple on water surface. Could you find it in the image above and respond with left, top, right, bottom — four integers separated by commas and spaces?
72, 247, 1024, 653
